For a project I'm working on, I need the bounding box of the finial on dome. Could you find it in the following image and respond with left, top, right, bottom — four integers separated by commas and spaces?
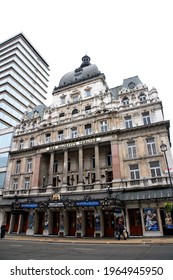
80, 55, 91, 68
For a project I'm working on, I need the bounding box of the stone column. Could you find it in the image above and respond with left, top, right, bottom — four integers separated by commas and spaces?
111, 141, 121, 182
62, 149, 68, 191
31, 154, 42, 194
26, 209, 35, 235
77, 146, 83, 190
94, 144, 101, 189
48, 152, 54, 185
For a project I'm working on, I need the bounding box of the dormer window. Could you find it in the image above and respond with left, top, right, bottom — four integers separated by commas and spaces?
122, 97, 129, 106
139, 93, 146, 103
19, 139, 24, 150
59, 112, 65, 118
85, 105, 91, 114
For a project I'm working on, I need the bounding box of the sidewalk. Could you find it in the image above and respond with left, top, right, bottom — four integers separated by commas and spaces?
4, 234, 173, 245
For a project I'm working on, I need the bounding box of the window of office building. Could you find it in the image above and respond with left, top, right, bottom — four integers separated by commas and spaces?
128, 141, 136, 159
147, 137, 157, 155
0, 133, 13, 148
0, 153, 8, 167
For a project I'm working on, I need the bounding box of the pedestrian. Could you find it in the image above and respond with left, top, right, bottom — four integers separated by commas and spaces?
115, 217, 127, 240
1, 222, 6, 239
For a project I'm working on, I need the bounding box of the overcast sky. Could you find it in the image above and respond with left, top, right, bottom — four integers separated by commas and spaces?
1, 0, 173, 150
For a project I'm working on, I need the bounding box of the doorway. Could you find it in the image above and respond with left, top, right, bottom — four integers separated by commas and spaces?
52, 211, 60, 235
37, 211, 45, 234
68, 211, 76, 236
20, 212, 29, 233
104, 210, 115, 237
128, 208, 142, 236
85, 210, 95, 237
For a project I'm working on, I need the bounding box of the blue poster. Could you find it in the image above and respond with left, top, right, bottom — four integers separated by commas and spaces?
144, 208, 159, 231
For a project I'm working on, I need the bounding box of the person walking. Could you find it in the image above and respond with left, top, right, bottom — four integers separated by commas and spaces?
1, 222, 6, 239
115, 217, 127, 240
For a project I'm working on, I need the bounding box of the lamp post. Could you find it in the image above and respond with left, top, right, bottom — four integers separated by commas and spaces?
160, 142, 173, 189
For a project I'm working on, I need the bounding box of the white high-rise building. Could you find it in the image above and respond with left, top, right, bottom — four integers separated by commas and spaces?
0, 33, 50, 190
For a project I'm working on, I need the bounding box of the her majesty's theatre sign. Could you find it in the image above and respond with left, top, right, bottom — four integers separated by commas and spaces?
46, 138, 101, 151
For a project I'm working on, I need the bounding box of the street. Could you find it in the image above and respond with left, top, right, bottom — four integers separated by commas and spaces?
0, 239, 173, 260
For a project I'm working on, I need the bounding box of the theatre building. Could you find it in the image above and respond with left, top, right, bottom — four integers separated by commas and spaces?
1, 55, 173, 238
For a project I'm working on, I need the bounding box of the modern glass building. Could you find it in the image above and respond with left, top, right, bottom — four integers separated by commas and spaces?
0, 33, 50, 190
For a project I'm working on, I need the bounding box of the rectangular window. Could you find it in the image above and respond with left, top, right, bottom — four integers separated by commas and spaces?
124, 116, 132, 128
57, 131, 64, 141
72, 95, 79, 102
150, 161, 161, 177
71, 127, 77, 138
27, 159, 32, 172
147, 137, 157, 155
15, 160, 21, 173
45, 133, 51, 143
128, 141, 136, 158
13, 178, 18, 190
30, 137, 34, 147
24, 177, 30, 189
107, 153, 112, 166
85, 124, 92, 135
100, 120, 108, 132
0, 172, 6, 189
19, 140, 24, 150
142, 112, 151, 125
85, 90, 91, 97
130, 164, 140, 185
85, 105, 91, 114
53, 161, 58, 173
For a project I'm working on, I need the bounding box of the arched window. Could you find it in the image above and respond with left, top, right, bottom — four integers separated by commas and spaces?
122, 97, 129, 106
72, 108, 78, 115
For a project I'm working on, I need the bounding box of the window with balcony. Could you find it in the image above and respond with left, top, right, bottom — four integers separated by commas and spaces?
26, 159, 32, 172
15, 160, 21, 173
130, 164, 140, 185
150, 161, 161, 180
45, 133, 51, 143
147, 137, 157, 155
85, 124, 92, 135
57, 130, 64, 141
142, 112, 151, 125
13, 178, 18, 190
124, 116, 132, 128
24, 177, 30, 189
71, 127, 77, 138
128, 141, 136, 158
122, 97, 129, 106
100, 120, 108, 132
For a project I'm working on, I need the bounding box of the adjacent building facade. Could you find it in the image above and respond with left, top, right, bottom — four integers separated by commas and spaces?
0, 33, 50, 192
1, 55, 173, 238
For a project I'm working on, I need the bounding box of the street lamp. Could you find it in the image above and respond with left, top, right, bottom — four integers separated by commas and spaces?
160, 142, 173, 189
